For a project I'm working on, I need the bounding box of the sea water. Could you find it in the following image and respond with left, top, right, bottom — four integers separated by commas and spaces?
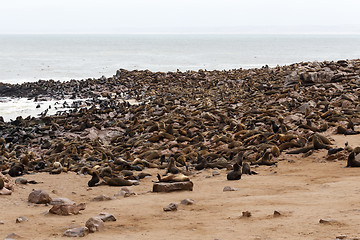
0, 34, 360, 121
0, 34, 360, 84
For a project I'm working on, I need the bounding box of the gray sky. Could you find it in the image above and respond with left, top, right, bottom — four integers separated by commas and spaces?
1, 0, 360, 34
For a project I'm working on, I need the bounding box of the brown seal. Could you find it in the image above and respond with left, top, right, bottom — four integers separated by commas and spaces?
157, 173, 190, 182
0, 178, 4, 190
347, 151, 360, 167
226, 163, 241, 180
103, 176, 133, 186
88, 171, 100, 187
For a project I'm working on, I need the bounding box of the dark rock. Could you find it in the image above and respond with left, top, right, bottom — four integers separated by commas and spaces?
28, 189, 52, 204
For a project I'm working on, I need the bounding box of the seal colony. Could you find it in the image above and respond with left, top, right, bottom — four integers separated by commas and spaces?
0, 59, 360, 191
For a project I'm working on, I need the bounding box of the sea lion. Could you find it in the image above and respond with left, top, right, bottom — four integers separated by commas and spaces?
157, 173, 190, 182
255, 150, 276, 166
88, 171, 100, 187
166, 155, 181, 174
241, 162, 258, 175
227, 163, 241, 180
0, 178, 4, 190
103, 176, 133, 186
50, 162, 62, 174
337, 125, 359, 135
347, 152, 360, 167
8, 163, 24, 177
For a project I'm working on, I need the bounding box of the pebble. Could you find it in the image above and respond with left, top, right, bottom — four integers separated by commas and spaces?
91, 194, 115, 201
163, 203, 178, 212
15, 216, 28, 223
63, 227, 89, 237
85, 216, 105, 233
114, 187, 136, 198
273, 210, 281, 217
242, 211, 251, 217
319, 219, 338, 224
223, 186, 238, 192
212, 170, 220, 176
180, 199, 195, 205
95, 212, 117, 222
336, 235, 347, 240
50, 197, 75, 205
4, 233, 21, 239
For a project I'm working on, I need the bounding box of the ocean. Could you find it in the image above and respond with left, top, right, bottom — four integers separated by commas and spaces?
0, 34, 360, 121
1, 34, 360, 84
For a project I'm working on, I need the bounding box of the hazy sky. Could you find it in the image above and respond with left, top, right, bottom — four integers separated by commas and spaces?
1, 0, 360, 34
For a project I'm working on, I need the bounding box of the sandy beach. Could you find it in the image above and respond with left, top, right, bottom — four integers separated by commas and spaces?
0, 133, 359, 240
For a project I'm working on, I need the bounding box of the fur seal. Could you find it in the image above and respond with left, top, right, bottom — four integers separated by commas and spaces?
347, 152, 360, 167
157, 173, 190, 182
227, 163, 241, 180
166, 155, 181, 174
8, 163, 24, 177
103, 176, 133, 186
0, 178, 4, 190
88, 171, 100, 187
241, 162, 258, 175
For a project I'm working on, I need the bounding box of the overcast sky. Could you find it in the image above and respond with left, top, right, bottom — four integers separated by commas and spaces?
1, 0, 360, 34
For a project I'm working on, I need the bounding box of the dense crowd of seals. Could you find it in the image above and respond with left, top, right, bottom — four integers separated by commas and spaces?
1, 59, 360, 189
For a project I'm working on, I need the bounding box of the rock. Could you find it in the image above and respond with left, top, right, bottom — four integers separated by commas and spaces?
91, 194, 115, 201
242, 211, 251, 217
15, 178, 28, 184
51, 198, 75, 205
153, 181, 193, 192
180, 199, 195, 205
49, 203, 86, 215
28, 189, 52, 204
114, 187, 136, 197
163, 203, 178, 211
319, 218, 338, 224
0, 187, 12, 195
95, 212, 117, 222
273, 210, 281, 217
63, 227, 89, 237
4, 233, 21, 239
336, 235, 347, 240
15, 216, 28, 223
85, 217, 105, 233
0, 220, 4, 224
212, 170, 220, 176
223, 186, 238, 192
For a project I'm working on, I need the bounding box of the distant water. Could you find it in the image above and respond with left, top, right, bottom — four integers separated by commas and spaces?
0, 34, 360, 84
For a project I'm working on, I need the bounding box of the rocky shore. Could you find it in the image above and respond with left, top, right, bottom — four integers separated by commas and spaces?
1, 59, 360, 238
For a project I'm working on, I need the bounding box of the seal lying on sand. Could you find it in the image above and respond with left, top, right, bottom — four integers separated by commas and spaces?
103, 176, 134, 186
157, 173, 190, 182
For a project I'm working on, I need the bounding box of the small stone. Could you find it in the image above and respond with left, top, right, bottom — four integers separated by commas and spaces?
242, 211, 251, 217
223, 186, 238, 192
96, 212, 117, 222
50, 198, 75, 205
163, 203, 178, 211
180, 199, 195, 205
212, 170, 220, 176
85, 217, 105, 233
153, 181, 193, 192
15, 178, 28, 184
273, 210, 281, 217
28, 189, 52, 204
336, 235, 347, 239
15, 216, 28, 223
114, 187, 136, 197
4, 233, 21, 239
319, 218, 338, 224
49, 203, 86, 215
91, 194, 115, 201
63, 227, 89, 237
0, 220, 4, 224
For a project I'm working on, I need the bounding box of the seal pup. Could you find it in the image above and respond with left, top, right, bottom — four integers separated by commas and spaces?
255, 150, 276, 166
241, 162, 258, 175
226, 163, 241, 180
8, 163, 24, 177
166, 155, 181, 174
88, 171, 101, 187
347, 151, 360, 167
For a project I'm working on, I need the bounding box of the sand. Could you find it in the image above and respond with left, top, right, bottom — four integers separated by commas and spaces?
1, 134, 360, 240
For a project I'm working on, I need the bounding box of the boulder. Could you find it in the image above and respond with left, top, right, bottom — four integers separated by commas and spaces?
63, 227, 89, 237
153, 181, 193, 192
85, 217, 105, 233
28, 189, 52, 204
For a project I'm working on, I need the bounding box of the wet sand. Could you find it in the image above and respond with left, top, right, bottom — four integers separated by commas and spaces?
1, 134, 360, 240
